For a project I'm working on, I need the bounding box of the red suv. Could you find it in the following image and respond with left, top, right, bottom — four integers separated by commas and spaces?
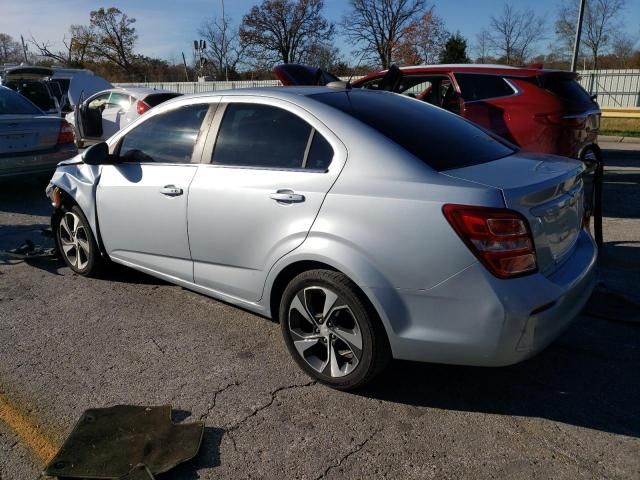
276, 63, 603, 242
276, 63, 601, 162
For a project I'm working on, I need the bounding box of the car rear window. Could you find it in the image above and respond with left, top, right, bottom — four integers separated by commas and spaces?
537, 75, 594, 105
0, 88, 43, 115
6, 80, 55, 111
455, 73, 515, 101
144, 93, 182, 107
311, 90, 514, 171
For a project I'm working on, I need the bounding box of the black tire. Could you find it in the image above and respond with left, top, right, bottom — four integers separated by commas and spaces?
279, 269, 390, 390
54, 204, 102, 276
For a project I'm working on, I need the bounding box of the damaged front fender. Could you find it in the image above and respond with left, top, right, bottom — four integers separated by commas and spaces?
46, 154, 102, 241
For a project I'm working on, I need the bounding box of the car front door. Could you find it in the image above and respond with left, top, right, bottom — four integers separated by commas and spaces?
187, 97, 346, 302
100, 92, 132, 139
96, 101, 214, 281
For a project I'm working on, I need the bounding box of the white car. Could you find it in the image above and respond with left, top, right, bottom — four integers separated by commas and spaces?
66, 87, 181, 147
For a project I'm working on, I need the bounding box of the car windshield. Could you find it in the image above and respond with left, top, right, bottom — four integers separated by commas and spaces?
0, 88, 43, 115
311, 90, 515, 171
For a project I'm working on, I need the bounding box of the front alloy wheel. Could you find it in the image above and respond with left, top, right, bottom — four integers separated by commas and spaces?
55, 205, 101, 276
280, 270, 390, 390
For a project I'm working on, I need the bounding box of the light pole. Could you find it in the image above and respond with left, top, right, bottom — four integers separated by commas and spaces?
570, 0, 586, 72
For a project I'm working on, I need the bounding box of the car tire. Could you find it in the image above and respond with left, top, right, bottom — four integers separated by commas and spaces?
54, 204, 101, 276
279, 269, 390, 390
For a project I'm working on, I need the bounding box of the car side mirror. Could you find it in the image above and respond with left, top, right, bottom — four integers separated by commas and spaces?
82, 142, 111, 165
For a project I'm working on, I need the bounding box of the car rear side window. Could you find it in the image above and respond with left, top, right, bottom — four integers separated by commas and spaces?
455, 73, 515, 101
311, 90, 514, 171
118, 104, 209, 163
213, 103, 332, 170
0, 88, 42, 114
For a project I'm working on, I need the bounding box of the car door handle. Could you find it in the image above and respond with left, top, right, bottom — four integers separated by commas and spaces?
269, 190, 305, 203
160, 185, 183, 196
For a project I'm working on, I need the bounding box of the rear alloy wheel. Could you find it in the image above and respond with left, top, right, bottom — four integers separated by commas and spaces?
55, 205, 101, 276
280, 270, 390, 390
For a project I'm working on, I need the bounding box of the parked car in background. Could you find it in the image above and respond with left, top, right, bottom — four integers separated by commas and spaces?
0, 86, 77, 178
0, 66, 61, 115
276, 63, 602, 163
47, 87, 596, 389
66, 87, 182, 147
0, 66, 112, 116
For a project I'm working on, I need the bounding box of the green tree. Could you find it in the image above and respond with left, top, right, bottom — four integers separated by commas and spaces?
440, 32, 470, 63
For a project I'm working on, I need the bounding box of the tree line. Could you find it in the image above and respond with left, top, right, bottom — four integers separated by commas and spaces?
0, 0, 638, 83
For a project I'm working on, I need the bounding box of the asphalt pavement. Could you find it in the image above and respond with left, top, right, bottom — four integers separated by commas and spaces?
0, 143, 638, 479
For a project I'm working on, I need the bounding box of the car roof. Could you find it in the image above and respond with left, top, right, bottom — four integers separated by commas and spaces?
359, 63, 572, 80
113, 86, 178, 97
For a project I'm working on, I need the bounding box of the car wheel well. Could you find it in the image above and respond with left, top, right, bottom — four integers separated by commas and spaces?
269, 261, 385, 332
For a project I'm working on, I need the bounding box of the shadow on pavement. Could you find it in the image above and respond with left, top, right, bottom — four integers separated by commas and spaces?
359, 313, 640, 439
158, 427, 225, 480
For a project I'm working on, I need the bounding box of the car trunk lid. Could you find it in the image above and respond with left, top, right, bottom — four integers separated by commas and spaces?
0, 116, 60, 155
442, 152, 586, 274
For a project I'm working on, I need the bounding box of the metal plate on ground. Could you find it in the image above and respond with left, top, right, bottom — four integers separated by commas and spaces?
44, 405, 204, 479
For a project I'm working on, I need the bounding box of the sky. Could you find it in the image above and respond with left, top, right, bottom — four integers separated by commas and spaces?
2, 0, 640, 63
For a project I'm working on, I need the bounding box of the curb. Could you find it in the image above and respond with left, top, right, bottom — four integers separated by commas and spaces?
599, 135, 640, 144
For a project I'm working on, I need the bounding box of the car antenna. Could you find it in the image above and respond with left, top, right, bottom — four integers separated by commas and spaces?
347, 49, 369, 89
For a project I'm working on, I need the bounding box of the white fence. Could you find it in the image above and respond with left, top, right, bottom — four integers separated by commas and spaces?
577, 69, 640, 108
115, 69, 640, 109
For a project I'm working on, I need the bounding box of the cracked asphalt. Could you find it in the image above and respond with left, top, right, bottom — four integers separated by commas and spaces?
1, 143, 639, 479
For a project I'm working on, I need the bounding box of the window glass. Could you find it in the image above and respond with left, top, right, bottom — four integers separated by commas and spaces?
536, 75, 594, 105
305, 131, 333, 170
212, 103, 312, 169
0, 88, 42, 114
88, 93, 110, 110
108, 92, 132, 110
145, 93, 182, 107
6, 81, 55, 111
119, 104, 209, 163
311, 90, 514, 171
455, 73, 515, 101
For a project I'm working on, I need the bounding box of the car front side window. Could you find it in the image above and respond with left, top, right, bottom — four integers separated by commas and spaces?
118, 103, 210, 164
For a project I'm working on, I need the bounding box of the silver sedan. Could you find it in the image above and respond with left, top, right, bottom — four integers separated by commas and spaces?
0, 86, 77, 178
46, 87, 597, 389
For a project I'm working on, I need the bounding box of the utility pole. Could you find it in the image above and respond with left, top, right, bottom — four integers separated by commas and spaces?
181, 52, 190, 81
570, 0, 586, 72
20, 35, 29, 63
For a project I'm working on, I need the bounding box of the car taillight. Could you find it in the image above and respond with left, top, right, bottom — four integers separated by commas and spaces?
136, 100, 150, 115
442, 204, 538, 279
536, 113, 585, 127
57, 120, 75, 145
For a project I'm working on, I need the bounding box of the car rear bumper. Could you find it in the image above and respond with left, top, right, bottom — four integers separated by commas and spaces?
367, 229, 597, 366
0, 143, 78, 178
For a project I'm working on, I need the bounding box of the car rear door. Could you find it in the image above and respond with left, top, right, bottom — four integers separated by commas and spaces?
187, 96, 346, 302
96, 101, 215, 281
454, 72, 519, 142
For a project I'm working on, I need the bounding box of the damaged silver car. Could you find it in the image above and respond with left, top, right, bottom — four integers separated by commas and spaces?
47, 88, 597, 389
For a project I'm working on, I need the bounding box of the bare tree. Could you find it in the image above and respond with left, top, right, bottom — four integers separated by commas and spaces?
300, 43, 342, 70
30, 25, 92, 67
341, 0, 430, 69
88, 7, 138, 71
474, 29, 492, 63
0, 33, 22, 64
556, 0, 627, 70
487, 3, 545, 65
200, 15, 246, 80
612, 33, 636, 67
240, 0, 334, 66
394, 7, 448, 65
